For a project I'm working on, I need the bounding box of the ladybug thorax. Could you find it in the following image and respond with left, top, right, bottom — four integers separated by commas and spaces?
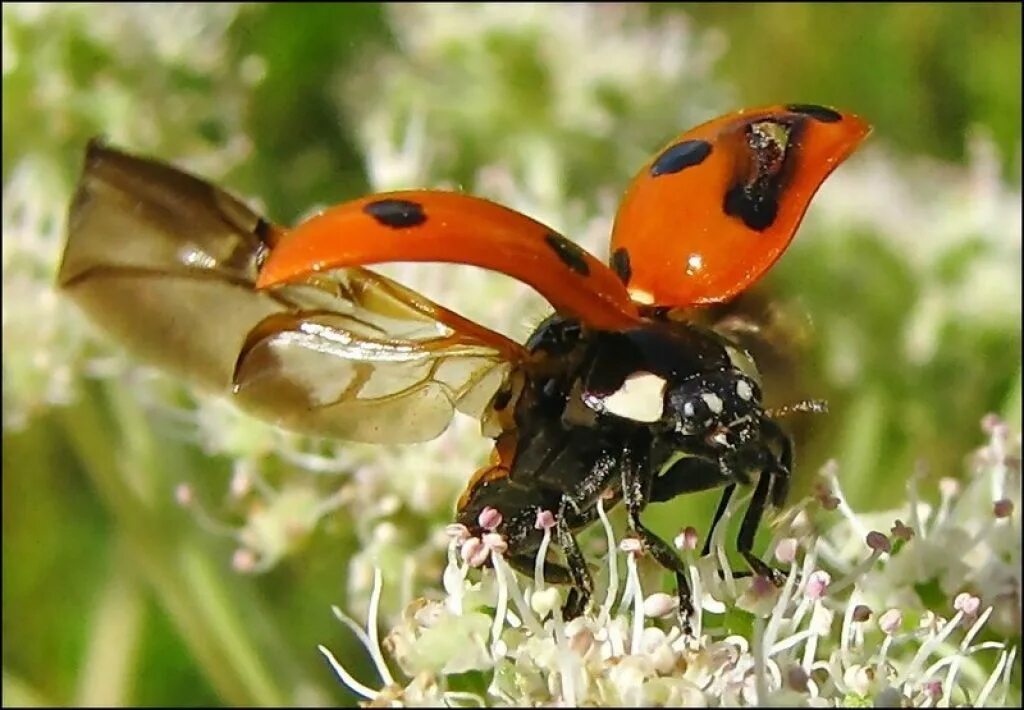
504, 314, 766, 470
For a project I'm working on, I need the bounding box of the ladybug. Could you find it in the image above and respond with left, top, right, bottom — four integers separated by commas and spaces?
58, 104, 870, 628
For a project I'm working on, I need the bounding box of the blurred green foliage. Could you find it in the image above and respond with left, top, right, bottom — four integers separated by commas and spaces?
684, 3, 1022, 173
3, 3, 1020, 707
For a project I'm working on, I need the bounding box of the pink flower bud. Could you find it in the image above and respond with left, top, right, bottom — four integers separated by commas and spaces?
750, 574, 777, 598
866, 531, 891, 553
890, 519, 914, 541
174, 483, 193, 507
953, 592, 981, 617
981, 413, 1009, 438
674, 526, 699, 551
878, 608, 903, 634
478, 506, 503, 531
482, 532, 508, 554
774, 537, 798, 564
643, 593, 678, 618
445, 523, 471, 542
461, 537, 490, 567
981, 413, 1002, 434
232, 547, 257, 573
786, 665, 809, 692
534, 509, 556, 530
805, 570, 831, 600
813, 481, 840, 510
569, 627, 595, 656
230, 468, 252, 498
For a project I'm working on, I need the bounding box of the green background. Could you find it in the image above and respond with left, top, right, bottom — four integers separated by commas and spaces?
3, 3, 1020, 706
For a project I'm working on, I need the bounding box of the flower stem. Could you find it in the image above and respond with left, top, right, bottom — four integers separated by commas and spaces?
74, 539, 145, 706
58, 381, 326, 706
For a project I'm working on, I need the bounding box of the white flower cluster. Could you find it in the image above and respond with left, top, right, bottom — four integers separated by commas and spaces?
344, 2, 728, 195
808, 135, 1022, 374
2, 3, 255, 430
321, 417, 1020, 707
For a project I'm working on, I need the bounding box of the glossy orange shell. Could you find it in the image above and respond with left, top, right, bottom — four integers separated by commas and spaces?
257, 191, 642, 331
610, 104, 870, 307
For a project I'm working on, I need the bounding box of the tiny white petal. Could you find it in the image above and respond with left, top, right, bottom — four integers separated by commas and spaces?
530, 587, 561, 619
774, 537, 798, 563
643, 593, 678, 618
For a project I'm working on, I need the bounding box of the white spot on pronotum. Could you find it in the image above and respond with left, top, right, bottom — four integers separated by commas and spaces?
600, 371, 668, 423
736, 380, 753, 401
683, 401, 695, 417
627, 287, 655, 304
700, 392, 723, 414
710, 430, 729, 447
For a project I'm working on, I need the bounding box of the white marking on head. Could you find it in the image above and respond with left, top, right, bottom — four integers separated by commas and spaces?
683, 400, 695, 418
701, 392, 724, 415
710, 430, 729, 447
600, 371, 667, 423
736, 380, 753, 401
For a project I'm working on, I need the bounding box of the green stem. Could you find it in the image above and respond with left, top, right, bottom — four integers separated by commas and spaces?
59, 381, 327, 706
835, 388, 887, 507
75, 541, 145, 706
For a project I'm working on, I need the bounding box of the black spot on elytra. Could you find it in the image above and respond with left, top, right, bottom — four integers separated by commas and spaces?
363, 199, 427, 228
544, 233, 590, 276
785, 103, 842, 123
649, 139, 712, 177
610, 247, 631, 284
723, 185, 779, 231
722, 119, 802, 232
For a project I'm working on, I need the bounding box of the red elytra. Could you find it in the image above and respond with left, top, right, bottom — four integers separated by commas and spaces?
258, 104, 870, 325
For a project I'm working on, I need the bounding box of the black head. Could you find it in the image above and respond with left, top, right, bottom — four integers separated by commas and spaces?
663, 368, 768, 476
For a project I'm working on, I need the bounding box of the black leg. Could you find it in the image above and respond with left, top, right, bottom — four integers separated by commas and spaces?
647, 455, 737, 557
737, 465, 784, 585
761, 417, 794, 508
702, 483, 737, 557
620, 437, 694, 634
556, 497, 593, 619
648, 456, 728, 503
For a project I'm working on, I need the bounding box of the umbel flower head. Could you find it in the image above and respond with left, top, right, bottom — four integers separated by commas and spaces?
320, 416, 1020, 707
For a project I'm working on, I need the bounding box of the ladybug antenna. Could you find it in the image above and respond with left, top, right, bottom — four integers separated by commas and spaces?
765, 398, 828, 419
